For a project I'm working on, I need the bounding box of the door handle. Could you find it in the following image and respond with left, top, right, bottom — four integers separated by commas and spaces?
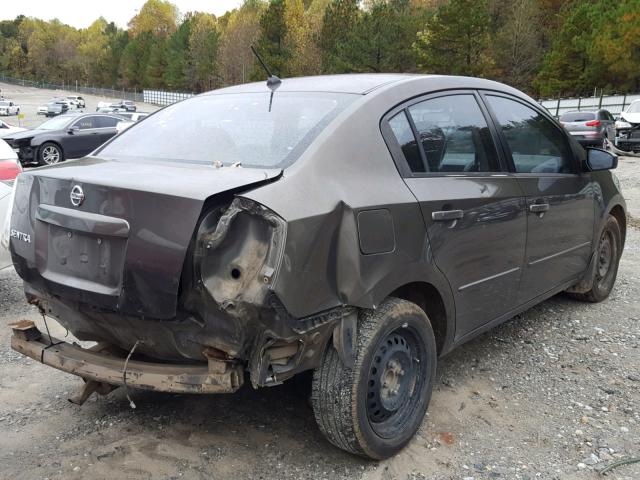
432, 209, 464, 222
529, 203, 549, 217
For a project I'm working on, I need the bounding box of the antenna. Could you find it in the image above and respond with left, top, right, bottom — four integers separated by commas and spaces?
250, 45, 281, 111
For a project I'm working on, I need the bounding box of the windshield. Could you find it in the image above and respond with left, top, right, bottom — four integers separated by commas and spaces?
0, 102, 9, 107
627, 102, 640, 114
560, 111, 595, 122
97, 92, 356, 168
38, 116, 73, 130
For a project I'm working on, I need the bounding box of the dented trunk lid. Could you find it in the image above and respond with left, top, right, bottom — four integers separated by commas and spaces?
10, 157, 281, 319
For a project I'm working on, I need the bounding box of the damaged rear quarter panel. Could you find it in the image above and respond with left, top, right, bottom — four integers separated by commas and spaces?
239, 84, 456, 322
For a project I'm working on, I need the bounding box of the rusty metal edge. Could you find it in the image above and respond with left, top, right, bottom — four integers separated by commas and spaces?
11, 333, 244, 394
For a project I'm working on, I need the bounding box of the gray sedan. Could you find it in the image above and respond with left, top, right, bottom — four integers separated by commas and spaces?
560, 109, 616, 148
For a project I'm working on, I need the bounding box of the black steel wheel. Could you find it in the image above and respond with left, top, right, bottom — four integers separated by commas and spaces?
572, 214, 621, 302
311, 298, 437, 459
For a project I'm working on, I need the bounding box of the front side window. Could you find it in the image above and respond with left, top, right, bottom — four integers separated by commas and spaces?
407, 95, 500, 173
97, 92, 356, 168
487, 95, 573, 174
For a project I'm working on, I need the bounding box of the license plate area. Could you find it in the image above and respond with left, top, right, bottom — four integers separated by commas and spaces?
35, 223, 127, 296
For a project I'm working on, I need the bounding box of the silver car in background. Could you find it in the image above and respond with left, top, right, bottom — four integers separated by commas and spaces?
560, 110, 615, 148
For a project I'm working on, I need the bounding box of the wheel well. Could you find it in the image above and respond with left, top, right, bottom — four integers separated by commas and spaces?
610, 204, 626, 248
390, 282, 448, 355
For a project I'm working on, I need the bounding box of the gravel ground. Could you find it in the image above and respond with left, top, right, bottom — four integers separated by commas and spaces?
0, 95, 638, 478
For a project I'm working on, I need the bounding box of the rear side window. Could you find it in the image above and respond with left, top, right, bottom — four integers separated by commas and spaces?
407, 95, 500, 173
560, 112, 595, 122
388, 111, 424, 172
487, 95, 573, 174
72, 117, 96, 130
95, 116, 120, 128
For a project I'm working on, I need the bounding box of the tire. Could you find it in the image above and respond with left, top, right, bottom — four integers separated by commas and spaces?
572, 214, 621, 302
602, 136, 608, 149
38, 142, 63, 166
311, 298, 437, 459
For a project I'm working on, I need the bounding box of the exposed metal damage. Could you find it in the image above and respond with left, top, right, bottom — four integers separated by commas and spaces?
12, 196, 357, 403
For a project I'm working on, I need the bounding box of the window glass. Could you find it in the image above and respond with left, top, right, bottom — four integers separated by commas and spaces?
97, 92, 356, 168
388, 111, 424, 172
72, 117, 96, 130
560, 111, 595, 122
95, 116, 120, 128
487, 95, 573, 174
408, 95, 499, 173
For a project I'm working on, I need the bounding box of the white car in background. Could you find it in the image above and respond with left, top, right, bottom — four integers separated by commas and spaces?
37, 105, 48, 115
0, 120, 26, 138
66, 95, 86, 108
115, 112, 150, 134
0, 100, 20, 116
0, 139, 22, 269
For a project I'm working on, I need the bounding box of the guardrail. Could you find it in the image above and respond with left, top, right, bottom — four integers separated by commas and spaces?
143, 90, 194, 106
540, 93, 640, 117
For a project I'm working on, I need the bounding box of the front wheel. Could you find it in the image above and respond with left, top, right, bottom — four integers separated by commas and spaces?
38, 142, 63, 166
311, 298, 437, 459
573, 215, 621, 302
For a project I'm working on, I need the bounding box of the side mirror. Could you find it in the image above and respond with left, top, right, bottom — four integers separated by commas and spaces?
68, 125, 80, 135
584, 148, 618, 171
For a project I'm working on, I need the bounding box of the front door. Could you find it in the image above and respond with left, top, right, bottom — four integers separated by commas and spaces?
383, 92, 527, 339
483, 94, 596, 303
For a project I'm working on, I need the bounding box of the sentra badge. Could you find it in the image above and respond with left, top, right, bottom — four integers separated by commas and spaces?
10, 229, 31, 243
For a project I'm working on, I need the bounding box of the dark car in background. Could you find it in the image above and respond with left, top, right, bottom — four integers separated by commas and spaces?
3, 112, 124, 165
45, 100, 70, 117
560, 110, 615, 148
5, 75, 625, 459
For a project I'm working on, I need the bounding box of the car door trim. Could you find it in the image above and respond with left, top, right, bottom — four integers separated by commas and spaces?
458, 266, 520, 292
528, 241, 591, 266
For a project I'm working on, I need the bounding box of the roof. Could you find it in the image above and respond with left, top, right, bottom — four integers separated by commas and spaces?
205, 73, 419, 95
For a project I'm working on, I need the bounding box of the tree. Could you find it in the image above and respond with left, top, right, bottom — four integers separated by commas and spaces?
163, 15, 193, 90
128, 0, 179, 38
218, 0, 265, 85
493, 0, 543, 92
188, 13, 221, 91
413, 0, 496, 77
534, 0, 606, 96
319, 0, 359, 72
253, 0, 288, 78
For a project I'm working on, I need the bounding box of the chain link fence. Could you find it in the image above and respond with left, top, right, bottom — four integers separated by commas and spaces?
0, 74, 195, 106
540, 93, 640, 118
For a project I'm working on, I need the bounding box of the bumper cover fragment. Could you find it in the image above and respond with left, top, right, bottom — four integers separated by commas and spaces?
10, 322, 243, 394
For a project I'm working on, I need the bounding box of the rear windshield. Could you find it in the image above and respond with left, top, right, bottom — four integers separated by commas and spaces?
560, 112, 596, 122
96, 92, 356, 168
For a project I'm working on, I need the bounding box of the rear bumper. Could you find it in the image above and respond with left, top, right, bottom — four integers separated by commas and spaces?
10, 321, 244, 394
569, 132, 604, 147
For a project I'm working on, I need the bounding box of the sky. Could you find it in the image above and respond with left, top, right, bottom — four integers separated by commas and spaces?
0, 0, 244, 29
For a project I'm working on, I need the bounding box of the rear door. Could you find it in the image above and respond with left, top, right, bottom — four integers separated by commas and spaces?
482, 93, 595, 303
94, 116, 121, 146
382, 91, 527, 339
65, 116, 100, 158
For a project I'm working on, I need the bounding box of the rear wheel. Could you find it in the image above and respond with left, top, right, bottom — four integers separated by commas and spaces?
572, 215, 621, 302
38, 142, 63, 166
311, 298, 437, 459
